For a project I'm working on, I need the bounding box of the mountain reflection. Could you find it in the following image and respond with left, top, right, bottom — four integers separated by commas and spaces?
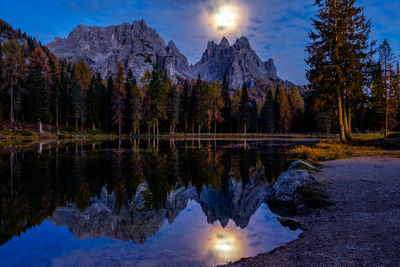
0, 139, 289, 246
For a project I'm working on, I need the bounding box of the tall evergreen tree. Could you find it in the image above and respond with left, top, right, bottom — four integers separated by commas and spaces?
2, 39, 25, 123
147, 65, 167, 135
87, 74, 102, 130
378, 40, 396, 136
25, 48, 52, 130
239, 84, 249, 134
306, 0, 372, 142
130, 83, 143, 135
221, 74, 232, 132
190, 74, 204, 134
261, 89, 276, 133
124, 69, 136, 133
48, 53, 61, 128
112, 62, 126, 136
179, 80, 191, 132
167, 85, 180, 134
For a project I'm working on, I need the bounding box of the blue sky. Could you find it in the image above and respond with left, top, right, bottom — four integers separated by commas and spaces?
1, 0, 399, 85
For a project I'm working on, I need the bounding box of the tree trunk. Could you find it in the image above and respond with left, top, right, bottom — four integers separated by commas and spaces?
244, 123, 247, 134
347, 106, 353, 139
343, 103, 350, 138
214, 120, 217, 134
385, 82, 389, 137
10, 78, 14, 124
92, 123, 96, 130
75, 116, 78, 132
56, 102, 59, 128
39, 120, 43, 134
338, 95, 347, 143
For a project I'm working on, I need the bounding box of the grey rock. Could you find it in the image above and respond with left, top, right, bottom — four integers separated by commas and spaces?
288, 160, 317, 170
266, 170, 319, 204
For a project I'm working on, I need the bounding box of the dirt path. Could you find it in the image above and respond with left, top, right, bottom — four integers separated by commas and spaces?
227, 157, 400, 266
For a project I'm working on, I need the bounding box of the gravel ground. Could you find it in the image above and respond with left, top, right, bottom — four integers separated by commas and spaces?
226, 157, 400, 267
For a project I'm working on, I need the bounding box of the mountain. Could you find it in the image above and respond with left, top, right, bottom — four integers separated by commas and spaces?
47, 20, 282, 88
190, 37, 279, 88
47, 20, 192, 83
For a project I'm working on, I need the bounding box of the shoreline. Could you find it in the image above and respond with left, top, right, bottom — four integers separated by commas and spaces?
225, 157, 400, 266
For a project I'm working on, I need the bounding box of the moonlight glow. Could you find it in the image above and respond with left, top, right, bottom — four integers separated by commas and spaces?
214, 6, 237, 30
205, 2, 248, 38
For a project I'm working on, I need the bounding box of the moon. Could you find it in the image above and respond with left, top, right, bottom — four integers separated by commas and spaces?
213, 5, 238, 31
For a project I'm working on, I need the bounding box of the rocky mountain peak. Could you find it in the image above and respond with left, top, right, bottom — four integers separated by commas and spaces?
219, 37, 230, 48
234, 36, 251, 49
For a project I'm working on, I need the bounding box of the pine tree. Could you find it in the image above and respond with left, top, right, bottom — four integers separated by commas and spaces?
112, 62, 126, 136
378, 40, 396, 136
239, 84, 249, 134
221, 74, 232, 132
49, 53, 61, 128
147, 65, 167, 135
306, 0, 372, 142
130, 83, 143, 135
179, 80, 191, 132
2, 39, 25, 123
25, 48, 52, 130
87, 74, 102, 130
70, 77, 84, 131
124, 69, 136, 133
167, 85, 180, 134
261, 88, 275, 133
190, 74, 204, 134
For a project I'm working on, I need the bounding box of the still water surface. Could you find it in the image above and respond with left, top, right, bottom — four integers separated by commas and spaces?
0, 139, 313, 266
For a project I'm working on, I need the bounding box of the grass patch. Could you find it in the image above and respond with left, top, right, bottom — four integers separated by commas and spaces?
290, 136, 400, 164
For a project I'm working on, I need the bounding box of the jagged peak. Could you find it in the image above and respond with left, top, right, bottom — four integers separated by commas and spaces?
167, 40, 177, 50
219, 37, 230, 48
133, 19, 148, 28
234, 36, 251, 48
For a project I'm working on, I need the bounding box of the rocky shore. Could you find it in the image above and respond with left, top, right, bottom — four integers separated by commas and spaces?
226, 157, 400, 266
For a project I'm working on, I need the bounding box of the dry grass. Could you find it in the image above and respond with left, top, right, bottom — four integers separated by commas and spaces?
290, 137, 400, 164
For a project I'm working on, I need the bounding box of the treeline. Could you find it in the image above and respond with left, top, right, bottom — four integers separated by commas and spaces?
0, 37, 305, 135
306, 0, 400, 141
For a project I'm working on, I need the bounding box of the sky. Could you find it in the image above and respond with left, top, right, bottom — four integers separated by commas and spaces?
0, 0, 399, 85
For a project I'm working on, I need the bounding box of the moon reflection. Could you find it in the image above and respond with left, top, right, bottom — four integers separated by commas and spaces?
204, 225, 248, 263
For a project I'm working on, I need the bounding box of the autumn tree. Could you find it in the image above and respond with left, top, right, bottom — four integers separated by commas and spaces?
2, 39, 25, 123
275, 86, 291, 133
48, 53, 61, 127
287, 85, 304, 131
204, 81, 224, 133
112, 62, 126, 136
231, 89, 242, 133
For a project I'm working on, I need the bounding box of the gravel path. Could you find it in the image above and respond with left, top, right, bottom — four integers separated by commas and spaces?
226, 157, 400, 267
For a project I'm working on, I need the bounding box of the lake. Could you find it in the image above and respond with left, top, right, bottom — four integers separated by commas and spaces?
0, 138, 316, 266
